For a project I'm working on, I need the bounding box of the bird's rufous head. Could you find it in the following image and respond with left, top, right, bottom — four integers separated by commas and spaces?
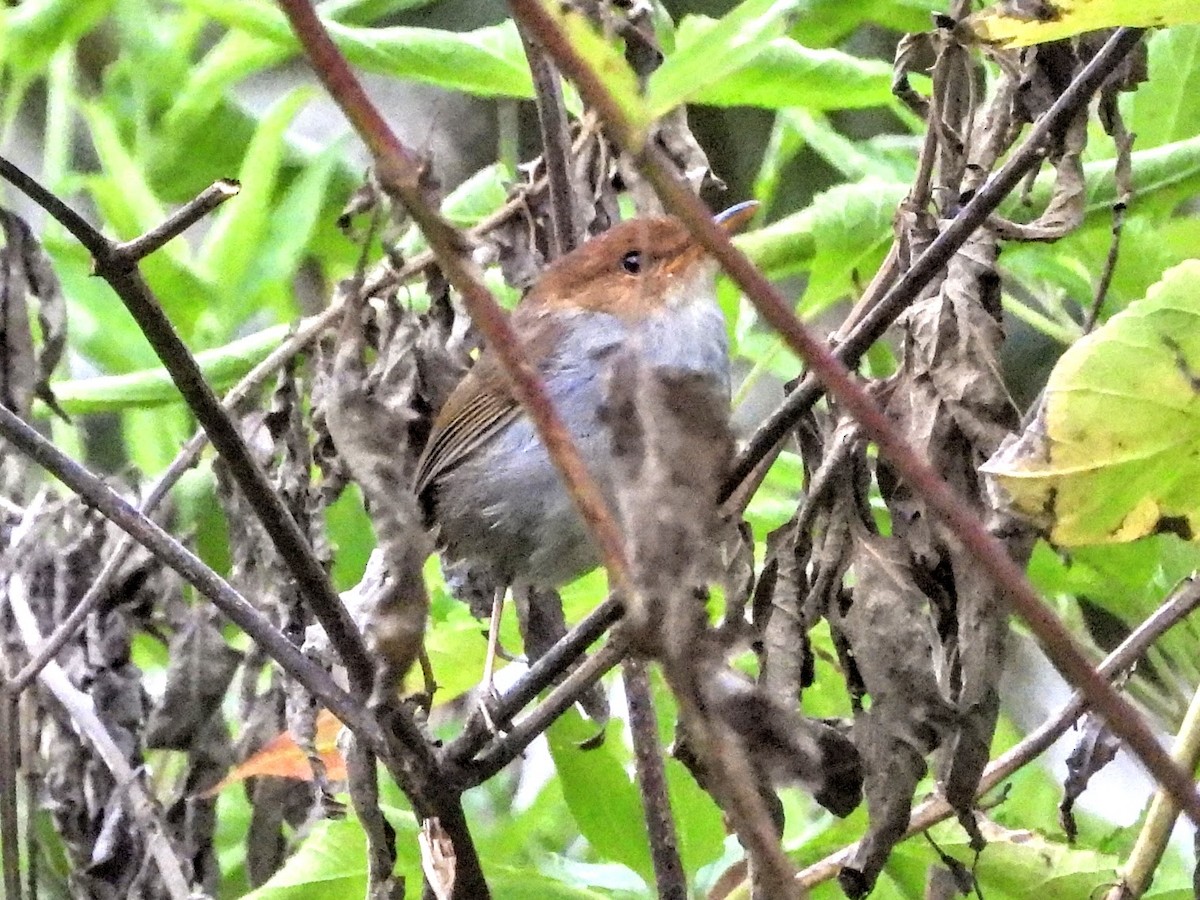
523, 201, 758, 319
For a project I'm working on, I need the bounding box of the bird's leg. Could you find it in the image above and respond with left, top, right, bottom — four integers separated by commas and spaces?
479, 585, 508, 734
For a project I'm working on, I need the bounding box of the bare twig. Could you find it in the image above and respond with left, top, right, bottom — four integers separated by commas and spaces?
0, 688, 19, 900
108, 179, 240, 267
512, 11, 580, 257
445, 596, 623, 766
464, 640, 626, 783
1084, 120, 1135, 333
623, 659, 687, 900
0, 155, 376, 698
0, 403, 384, 756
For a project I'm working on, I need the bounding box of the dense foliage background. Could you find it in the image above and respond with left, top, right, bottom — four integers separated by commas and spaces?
4, 1, 1200, 898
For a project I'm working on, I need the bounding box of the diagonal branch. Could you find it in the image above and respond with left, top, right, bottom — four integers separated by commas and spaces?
506, 7, 1200, 827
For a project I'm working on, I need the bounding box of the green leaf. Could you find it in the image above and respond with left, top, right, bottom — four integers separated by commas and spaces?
1127, 25, 1200, 149
687, 31, 896, 111
242, 142, 345, 323
442, 163, 510, 228
487, 870, 612, 898
736, 208, 821, 279
241, 811, 420, 899
423, 601, 490, 700
648, 1, 805, 116
805, 178, 906, 314
198, 88, 314, 302
324, 19, 533, 98
46, 237, 160, 374
546, 710, 654, 887
397, 162, 511, 260
82, 102, 223, 335
42, 324, 290, 415
2, 0, 114, 76
783, 109, 919, 183
982, 259, 1200, 545
82, 102, 171, 242
180, 0, 534, 98
159, 31, 290, 152
122, 404, 191, 475
788, 0, 941, 47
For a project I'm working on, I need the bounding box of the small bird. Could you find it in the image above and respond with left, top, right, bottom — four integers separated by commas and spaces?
415, 201, 756, 586
413, 202, 757, 695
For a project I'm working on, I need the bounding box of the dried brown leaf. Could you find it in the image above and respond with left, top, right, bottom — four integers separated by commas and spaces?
837, 530, 954, 896
419, 817, 456, 900
0, 207, 67, 418
602, 351, 733, 654
1059, 713, 1120, 842
146, 609, 242, 750
320, 280, 445, 695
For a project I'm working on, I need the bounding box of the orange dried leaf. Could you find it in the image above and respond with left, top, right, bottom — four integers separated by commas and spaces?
202, 709, 347, 796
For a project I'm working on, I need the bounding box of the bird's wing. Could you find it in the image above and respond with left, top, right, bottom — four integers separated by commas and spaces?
413, 353, 520, 497
414, 307, 562, 497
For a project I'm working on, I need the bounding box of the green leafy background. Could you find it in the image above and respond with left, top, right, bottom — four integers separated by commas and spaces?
6, 0, 1200, 896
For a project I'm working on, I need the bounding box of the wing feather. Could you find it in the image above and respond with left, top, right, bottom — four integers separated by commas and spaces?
414, 358, 519, 497
414, 305, 565, 498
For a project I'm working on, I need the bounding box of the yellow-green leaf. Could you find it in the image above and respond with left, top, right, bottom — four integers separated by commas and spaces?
982, 259, 1200, 545
964, 0, 1200, 48
547, 4, 651, 149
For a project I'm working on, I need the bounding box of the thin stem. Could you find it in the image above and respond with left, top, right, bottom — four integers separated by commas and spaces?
0, 687, 20, 900
107, 179, 240, 267
512, 11, 580, 257
1107, 683, 1200, 900
623, 659, 687, 900
464, 640, 626, 783
445, 596, 622, 767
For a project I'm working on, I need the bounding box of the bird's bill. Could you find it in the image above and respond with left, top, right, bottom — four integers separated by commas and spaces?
715, 200, 760, 233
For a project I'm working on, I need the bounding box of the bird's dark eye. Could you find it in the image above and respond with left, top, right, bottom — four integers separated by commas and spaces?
621, 250, 642, 274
